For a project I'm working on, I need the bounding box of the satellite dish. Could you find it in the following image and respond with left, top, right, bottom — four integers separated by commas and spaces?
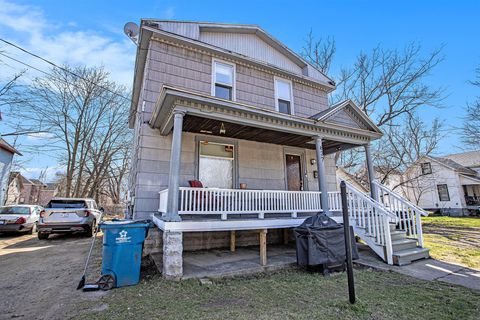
123, 22, 139, 44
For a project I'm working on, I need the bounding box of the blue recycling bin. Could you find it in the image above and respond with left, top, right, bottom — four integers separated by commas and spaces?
99, 220, 150, 288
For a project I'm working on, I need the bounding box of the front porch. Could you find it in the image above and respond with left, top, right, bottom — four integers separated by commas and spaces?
145, 86, 392, 279
462, 183, 480, 207
150, 86, 382, 223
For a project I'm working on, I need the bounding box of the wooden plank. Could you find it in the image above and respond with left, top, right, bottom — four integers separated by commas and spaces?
259, 229, 268, 266
230, 230, 236, 252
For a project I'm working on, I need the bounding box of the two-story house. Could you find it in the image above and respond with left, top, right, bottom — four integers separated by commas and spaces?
127, 20, 429, 279
394, 151, 480, 216
5, 172, 57, 206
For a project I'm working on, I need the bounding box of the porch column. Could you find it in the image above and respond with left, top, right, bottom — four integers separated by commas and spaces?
165, 110, 185, 222
314, 136, 330, 213
364, 143, 378, 201
163, 231, 183, 279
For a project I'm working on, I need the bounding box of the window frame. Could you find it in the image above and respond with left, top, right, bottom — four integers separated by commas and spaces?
421, 162, 432, 175
437, 184, 450, 202
274, 76, 295, 115
211, 58, 236, 101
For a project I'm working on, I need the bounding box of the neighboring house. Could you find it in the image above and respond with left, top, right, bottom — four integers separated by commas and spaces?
396, 152, 480, 216
0, 138, 21, 205
128, 20, 428, 278
5, 172, 57, 206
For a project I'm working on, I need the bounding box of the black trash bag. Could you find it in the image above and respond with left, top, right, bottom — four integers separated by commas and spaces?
294, 213, 359, 267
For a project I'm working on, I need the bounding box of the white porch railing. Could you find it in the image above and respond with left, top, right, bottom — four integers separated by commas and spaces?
374, 181, 428, 247
159, 187, 332, 219
328, 191, 342, 212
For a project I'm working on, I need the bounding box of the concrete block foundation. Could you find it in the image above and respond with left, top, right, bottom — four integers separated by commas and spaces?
162, 231, 183, 280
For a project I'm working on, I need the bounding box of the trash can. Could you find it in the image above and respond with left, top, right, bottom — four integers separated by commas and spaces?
99, 220, 150, 288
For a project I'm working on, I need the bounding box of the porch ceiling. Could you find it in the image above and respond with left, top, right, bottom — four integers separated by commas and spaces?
150, 86, 382, 151
183, 115, 356, 154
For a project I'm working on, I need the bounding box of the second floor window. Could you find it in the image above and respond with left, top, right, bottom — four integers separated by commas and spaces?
212, 59, 235, 100
421, 162, 432, 175
437, 184, 450, 201
275, 77, 294, 115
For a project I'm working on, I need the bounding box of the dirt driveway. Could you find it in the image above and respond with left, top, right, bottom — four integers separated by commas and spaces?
0, 232, 107, 319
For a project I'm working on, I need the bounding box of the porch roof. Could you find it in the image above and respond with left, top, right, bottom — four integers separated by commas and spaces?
459, 174, 480, 185
149, 86, 383, 154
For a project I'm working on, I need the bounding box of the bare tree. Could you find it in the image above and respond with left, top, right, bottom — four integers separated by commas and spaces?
344, 112, 443, 195
0, 71, 24, 108
13, 65, 132, 203
301, 30, 336, 74
0, 57, 42, 137
376, 113, 443, 185
461, 66, 480, 149
304, 33, 446, 185
461, 100, 480, 149
334, 43, 445, 126
400, 165, 436, 206
103, 145, 131, 204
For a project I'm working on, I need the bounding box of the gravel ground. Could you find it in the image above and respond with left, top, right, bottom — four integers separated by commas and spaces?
0, 232, 108, 320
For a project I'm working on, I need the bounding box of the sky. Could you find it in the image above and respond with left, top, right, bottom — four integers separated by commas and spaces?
0, 0, 479, 180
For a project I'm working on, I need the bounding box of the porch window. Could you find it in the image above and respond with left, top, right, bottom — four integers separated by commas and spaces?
198, 141, 234, 189
212, 59, 235, 101
275, 77, 294, 115
421, 162, 432, 175
437, 184, 450, 201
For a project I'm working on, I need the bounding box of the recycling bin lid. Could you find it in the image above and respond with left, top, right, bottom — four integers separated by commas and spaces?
100, 219, 151, 228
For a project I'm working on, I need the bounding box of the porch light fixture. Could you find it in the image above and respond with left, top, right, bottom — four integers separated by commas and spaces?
219, 122, 226, 135
310, 159, 316, 165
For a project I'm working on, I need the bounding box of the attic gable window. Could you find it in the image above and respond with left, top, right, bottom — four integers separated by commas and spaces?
421, 162, 432, 175
274, 77, 294, 115
212, 59, 235, 101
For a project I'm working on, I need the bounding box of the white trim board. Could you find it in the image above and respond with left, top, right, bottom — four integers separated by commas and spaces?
211, 58, 236, 101
152, 214, 343, 232
274, 76, 295, 115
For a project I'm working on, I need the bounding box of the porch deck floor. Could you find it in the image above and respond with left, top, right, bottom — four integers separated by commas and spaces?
152, 245, 298, 279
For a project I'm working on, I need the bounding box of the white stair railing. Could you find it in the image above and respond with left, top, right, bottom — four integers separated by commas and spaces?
373, 182, 428, 247
343, 182, 397, 264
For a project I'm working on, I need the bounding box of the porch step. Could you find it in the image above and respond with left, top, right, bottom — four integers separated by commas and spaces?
393, 247, 430, 266
392, 238, 418, 252
390, 230, 407, 241
359, 223, 397, 233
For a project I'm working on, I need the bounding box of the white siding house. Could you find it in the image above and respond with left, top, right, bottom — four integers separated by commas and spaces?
0, 139, 21, 205
396, 153, 480, 215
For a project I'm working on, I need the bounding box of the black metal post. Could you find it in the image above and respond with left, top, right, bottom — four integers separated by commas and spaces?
340, 181, 356, 304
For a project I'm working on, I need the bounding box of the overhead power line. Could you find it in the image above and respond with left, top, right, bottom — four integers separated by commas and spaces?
0, 37, 131, 101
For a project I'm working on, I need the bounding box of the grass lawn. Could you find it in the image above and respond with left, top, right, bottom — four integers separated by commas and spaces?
422, 216, 480, 269
76, 268, 480, 320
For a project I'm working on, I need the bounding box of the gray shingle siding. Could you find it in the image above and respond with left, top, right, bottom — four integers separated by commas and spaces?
129, 39, 336, 219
